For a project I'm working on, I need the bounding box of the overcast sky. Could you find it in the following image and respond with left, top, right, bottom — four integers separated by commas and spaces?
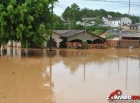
53, 0, 140, 16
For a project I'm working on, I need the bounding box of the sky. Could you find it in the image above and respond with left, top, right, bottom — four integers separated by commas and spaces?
53, 0, 140, 16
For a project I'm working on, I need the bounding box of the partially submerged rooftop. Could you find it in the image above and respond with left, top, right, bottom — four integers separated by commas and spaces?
121, 31, 140, 37
53, 30, 85, 37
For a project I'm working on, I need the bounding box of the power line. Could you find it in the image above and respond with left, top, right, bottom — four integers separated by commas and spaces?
54, 0, 140, 16
84, 0, 140, 4
129, 0, 130, 15
55, 3, 66, 10
56, 0, 140, 7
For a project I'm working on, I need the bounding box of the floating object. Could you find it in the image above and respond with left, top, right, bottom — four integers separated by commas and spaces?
129, 46, 134, 49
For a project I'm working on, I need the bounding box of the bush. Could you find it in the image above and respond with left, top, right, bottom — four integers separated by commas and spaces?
82, 40, 89, 49
106, 34, 114, 39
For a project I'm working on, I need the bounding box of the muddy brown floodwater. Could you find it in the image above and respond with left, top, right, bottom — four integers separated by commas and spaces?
0, 47, 140, 103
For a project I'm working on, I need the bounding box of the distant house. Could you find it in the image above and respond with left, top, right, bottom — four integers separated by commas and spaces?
102, 15, 132, 27
46, 30, 105, 48
130, 24, 140, 32
76, 17, 96, 26
100, 29, 140, 40
122, 23, 140, 32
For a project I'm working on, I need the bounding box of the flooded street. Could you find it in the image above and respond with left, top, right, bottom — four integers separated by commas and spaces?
0, 47, 140, 103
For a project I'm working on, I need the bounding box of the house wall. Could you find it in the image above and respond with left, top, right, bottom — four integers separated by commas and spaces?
67, 32, 104, 42
76, 21, 95, 26
102, 17, 109, 26
122, 25, 130, 31
122, 25, 140, 32
7, 41, 21, 47
52, 32, 60, 39
47, 32, 62, 48
106, 40, 139, 48
121, 17, 132, 26
109, 20, 120, 27
119, 40, 139, 48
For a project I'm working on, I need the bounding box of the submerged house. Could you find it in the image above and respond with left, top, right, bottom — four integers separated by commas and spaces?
46, 30, 105, 48
99, 29, 122, 40
121, 32, 140, 41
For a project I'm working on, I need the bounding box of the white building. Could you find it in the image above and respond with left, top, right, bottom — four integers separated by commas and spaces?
102, 15, 132, 27
76, 17, 96, 26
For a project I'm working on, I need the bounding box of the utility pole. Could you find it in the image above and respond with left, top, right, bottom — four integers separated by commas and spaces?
67, 17, 70, 30
49, 3, 54, 51
128, 0, 130, 16
84, 18, 87, 40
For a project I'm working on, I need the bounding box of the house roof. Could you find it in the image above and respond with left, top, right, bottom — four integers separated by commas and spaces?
53, 30, 105, 40
122, 24, 130, 26
121, 31, 140, 37
130, 24, 140, 27
107, 30, 140, 37
82, 17, 96, 21
53, 30, 85, 37
104, 17, 131, 21
107, 30, 121, 37
107, 17, 121, 21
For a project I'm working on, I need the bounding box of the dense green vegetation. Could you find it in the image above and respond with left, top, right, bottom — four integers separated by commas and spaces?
0, 0, 57, 47
106, 33, 114, 39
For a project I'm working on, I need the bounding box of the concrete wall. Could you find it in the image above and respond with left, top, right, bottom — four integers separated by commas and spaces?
119, 40, 139, 48
106, 40, 139, 48
7, 41, 21, 47
122, 25, 130, 31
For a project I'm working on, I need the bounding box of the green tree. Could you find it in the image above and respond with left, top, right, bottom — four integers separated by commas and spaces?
62, 3, 81, 22
106, 33, 114, 39
54, 15, 68, 30
92, 16, 104, 30
0, 0, 57, 48
81, 8, 95, 17
94, 9, 107, 17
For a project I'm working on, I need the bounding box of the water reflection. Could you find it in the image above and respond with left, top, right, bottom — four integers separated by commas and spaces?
0, 48, 55, 103
0, 47, 140, 103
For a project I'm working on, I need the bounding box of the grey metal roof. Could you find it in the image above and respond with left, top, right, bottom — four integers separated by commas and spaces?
53, 30, 85, 37
107, 17, 121, 21
82, 17, 96, 21
130, 24, 140, 27
107, 30, 121, 37
121, 31, 140, 37
104, 17, 130, 21
107, 30, 140, 38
